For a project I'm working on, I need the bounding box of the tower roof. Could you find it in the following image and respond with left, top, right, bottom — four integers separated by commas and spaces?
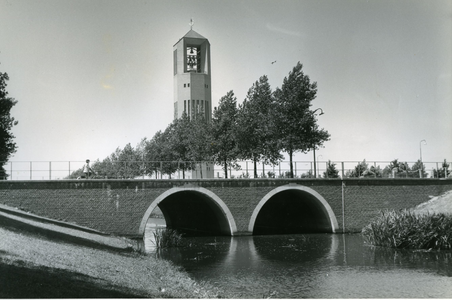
184, 29, 207, 39
174, 29, 208, 46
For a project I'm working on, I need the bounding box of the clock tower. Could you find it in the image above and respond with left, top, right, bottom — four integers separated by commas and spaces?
173, 28, 211, 121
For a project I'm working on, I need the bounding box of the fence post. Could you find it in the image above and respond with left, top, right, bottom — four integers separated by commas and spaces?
30, 161, 32, 180
341, 181, 346, 232
49, 161, 51, 180
294, 162, 297, 177
69, 161, 71, 178
279, 164, 281, 177
246, 161, 248, 176
262, 162, 265, 178
341, 162, 345, 178
325, 161, 328, 178
10, 162, 12, 180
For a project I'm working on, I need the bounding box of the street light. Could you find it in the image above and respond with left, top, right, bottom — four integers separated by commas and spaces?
419, 139, 427, 178
312, 108, 324, 178
419, 140, 427, 162
317, 155, 323, 178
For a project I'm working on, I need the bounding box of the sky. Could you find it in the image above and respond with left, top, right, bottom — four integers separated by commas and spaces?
0, 0, 451, 168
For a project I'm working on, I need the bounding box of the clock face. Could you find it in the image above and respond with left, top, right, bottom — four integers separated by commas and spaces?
187, 46, 200, 72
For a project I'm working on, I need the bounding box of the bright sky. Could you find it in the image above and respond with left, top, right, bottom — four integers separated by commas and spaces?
1, 0, 451, 166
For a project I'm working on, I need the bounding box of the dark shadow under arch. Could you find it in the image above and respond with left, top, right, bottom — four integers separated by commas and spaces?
251, 186, 338, 235
139, 187, 237, 237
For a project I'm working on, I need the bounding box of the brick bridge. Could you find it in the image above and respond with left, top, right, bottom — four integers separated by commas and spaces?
1, 179, 451, 238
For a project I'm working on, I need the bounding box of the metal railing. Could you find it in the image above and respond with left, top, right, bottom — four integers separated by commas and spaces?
1, 160, 450, 180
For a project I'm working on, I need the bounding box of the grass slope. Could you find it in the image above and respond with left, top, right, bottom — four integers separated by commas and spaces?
0, 226, 225, 298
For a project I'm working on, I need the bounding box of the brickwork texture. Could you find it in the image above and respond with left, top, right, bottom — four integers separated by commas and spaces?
0, 179, 451, 237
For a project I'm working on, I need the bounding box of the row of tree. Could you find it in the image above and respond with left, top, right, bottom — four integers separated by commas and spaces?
68, 62, 330, 179
323, 159, 451, 179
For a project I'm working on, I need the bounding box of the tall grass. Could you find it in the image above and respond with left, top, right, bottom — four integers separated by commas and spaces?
362, 209, 452, 250
152, 228, 183, 248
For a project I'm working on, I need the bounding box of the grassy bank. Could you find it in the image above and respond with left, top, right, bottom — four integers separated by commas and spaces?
0, 226, 226, 298
362, 190, 452, 250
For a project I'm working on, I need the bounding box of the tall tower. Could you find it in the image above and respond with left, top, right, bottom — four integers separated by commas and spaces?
173, 27, 211, 121
173, 24, 214, 179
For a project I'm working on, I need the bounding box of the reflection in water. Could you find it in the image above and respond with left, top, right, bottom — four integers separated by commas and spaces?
144, 229, 452, 298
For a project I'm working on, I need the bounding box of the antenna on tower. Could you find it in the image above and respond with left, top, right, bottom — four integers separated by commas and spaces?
189, 18, 194, 30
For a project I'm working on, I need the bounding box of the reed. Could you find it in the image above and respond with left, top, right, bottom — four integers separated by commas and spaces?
362, 209, 452, 250
152, 228, 183, 248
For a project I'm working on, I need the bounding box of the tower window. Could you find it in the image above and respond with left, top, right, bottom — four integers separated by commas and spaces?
187, 46, 201, 73
188, 83, 190, 87
184, 84, 186, 88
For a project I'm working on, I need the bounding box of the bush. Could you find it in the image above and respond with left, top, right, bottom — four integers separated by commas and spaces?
152, 228, 183, 248
362, 209, 452, 250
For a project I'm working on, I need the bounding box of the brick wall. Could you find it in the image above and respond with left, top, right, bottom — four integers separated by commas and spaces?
0, 179, 451, 237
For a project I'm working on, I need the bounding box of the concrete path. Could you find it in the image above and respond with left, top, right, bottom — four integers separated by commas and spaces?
0, 203, 139, 252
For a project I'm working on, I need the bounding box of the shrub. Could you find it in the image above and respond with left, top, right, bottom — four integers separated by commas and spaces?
323, 160, 339, 178
362, 209, 452, 250
152, 228, 183, 248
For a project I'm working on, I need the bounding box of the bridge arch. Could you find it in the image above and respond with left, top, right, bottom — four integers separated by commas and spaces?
248, 185, 339, 234
139, 186, 237, 237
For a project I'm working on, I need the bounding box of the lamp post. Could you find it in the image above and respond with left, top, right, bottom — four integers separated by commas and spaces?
312, 108, 324, 178
419, 140, 426, 162
419, 139, 427, 178
317, 155, 323, 178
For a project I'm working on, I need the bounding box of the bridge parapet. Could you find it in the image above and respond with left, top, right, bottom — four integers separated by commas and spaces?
0, 179, 451, 237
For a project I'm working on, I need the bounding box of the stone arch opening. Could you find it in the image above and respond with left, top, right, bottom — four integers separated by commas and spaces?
249, 185, 339, 235
139, 187, 237, 237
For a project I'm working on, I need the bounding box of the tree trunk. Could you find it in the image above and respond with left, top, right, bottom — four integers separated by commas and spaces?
224, 160, 228, 179
199, 162, 203, 179
289, 149, 294, 178
253, 158, 258, 178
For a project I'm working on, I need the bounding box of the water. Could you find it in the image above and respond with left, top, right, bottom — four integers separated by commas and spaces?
145, 222, 452, 298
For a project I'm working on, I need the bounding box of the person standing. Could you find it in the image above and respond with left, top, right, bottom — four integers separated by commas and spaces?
82, 159, 95, 179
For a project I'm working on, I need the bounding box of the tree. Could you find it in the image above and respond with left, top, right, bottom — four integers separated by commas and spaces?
367, 165, 383, 178
433, 159, 450, 178
273, 62, 330, 178
236, 75, 282, 178
383, 159, 400, 178
348, 160, 369, 178
167, 113, 193, 178
323, 160, 339, 178
0, 72, 18, 179
210, 91, 240, 178
116, 143, 143, 178
411, 160, 428, 178
145, 129, 178, 178
383, 159, 413, 178
186, 112, 212, 178
398, 161, 411, 178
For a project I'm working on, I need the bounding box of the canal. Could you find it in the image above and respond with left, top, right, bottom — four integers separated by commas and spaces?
144, 221, 452, 298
